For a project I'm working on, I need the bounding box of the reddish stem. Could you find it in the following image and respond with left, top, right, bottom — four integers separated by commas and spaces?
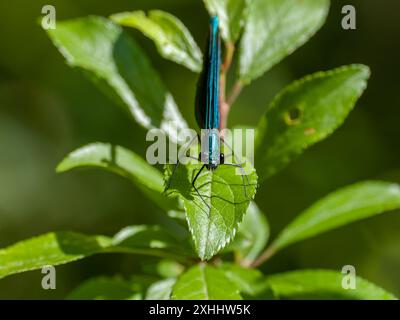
249, 245, 277, 268
227, 81, 244, 107
219, 42, 235, 130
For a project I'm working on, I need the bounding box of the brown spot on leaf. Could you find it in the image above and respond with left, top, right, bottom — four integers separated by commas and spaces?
304, 128, 316, 136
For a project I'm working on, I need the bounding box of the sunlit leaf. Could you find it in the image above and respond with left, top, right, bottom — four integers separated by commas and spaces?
220, 263, 265, 296
165, 161, 257, 260
172, 264, 241, 300
239, 0, 330, 83
46, 16, 187, 143
272, 181, 400, 251
0, 225, 191, 280
146, 278, 176, 300
255, 65, 370, 181
111, 11, 202, 72
267, 270, 397, 300
203, 0, 248, 43
56, 143, 177, 210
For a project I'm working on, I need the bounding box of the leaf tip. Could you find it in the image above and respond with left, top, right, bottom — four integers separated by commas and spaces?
349, 63, 371, 79
55, 160, 67, 173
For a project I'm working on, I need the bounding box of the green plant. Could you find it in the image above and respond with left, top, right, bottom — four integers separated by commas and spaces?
0, 0, 399, 300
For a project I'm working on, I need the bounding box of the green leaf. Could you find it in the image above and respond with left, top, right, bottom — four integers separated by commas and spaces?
0, 232, 110, 279
146, 278, 176, 300
67, 277, 142, 300
46, 16, 187, 143
165, 161, 258, 260
0, 225, 191, 280
272, 181, 400, 252
172, 264, 242, 300
112, 225, 191, 255
156, 260, 185, 278
56, 143, 177, 210
239, 0, 330, 83
231, 202, 269, 265
111, 11, 202, 72
220, 263, 264, 296
203, 0, 248, 43
267, 270, 397, 300
255, 65, 370, 181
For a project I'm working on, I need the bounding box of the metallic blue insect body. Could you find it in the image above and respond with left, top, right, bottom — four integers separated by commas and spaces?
195, 15, 222, 170
167, 16, 249, 209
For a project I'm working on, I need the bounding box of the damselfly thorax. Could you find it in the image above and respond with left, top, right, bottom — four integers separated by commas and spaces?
199, 129, 224, 170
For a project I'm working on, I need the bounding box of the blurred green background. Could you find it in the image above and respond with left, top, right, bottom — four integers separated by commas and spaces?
0, 0, 399, 299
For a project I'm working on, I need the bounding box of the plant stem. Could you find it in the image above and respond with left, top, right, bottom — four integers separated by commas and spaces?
219, 42, 246, 130
222, 42, 235, 73
250, 245, 277, 268
219, 42, 235, 130
227, 80, 244, 106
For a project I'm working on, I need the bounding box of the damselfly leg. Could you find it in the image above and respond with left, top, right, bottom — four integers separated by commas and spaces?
191, 164, 211, 210
221, 137, 252, 201
165, 134, 199, 192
